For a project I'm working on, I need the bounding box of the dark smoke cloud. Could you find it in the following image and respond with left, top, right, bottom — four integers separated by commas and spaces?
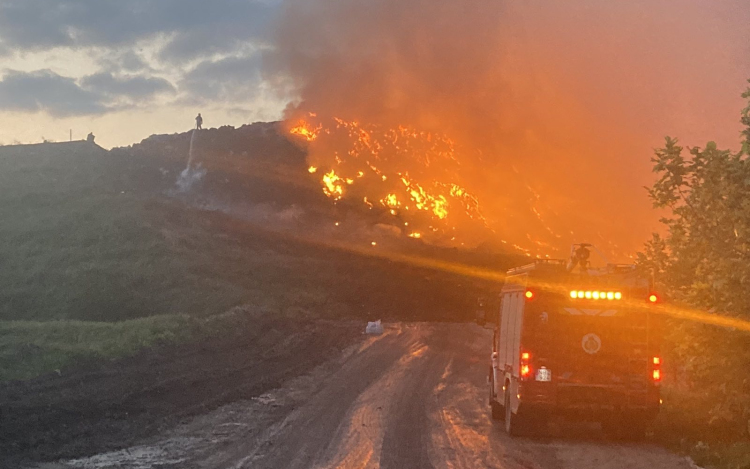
266, 0, 750, 259
0, 0, 275, 62
0, 69, 107, 117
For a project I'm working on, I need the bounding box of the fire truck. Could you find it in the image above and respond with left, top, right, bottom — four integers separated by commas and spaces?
482, 244, 662, 438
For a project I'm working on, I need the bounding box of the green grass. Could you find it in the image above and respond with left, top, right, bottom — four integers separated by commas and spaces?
0, 315, 198, 381
0, 143, 337, 322
0, 307, 291, 382
0, 142, 347, 380
0, 141, 502, 382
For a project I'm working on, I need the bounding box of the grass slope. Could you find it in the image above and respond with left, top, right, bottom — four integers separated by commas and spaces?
0, 140, 506, 382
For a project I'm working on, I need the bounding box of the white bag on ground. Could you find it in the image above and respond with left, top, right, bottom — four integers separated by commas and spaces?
365, 320, 384, 335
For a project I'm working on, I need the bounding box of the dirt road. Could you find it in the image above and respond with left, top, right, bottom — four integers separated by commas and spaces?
36, 323, 695, 469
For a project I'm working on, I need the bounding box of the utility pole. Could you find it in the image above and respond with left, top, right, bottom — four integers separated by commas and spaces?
70, 129, 72, 142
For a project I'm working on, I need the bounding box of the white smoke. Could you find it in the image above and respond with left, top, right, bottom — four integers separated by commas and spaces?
175, 164, 207, 193
175, 129, 206, 192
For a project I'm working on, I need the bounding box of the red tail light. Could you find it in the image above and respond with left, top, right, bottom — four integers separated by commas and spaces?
652, 369, 661, 382
524, 290, 535, 300
520, 351, 532, 380
648, 293, 659, 303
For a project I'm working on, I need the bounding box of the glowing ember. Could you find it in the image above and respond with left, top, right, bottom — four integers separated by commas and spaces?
308, 166, 318, 173
382, 193, 400, 208
408, 232, 422, 239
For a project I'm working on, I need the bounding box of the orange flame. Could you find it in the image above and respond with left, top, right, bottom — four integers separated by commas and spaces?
293, 115, 487, 241
290, 121, 323, 142
321, 169, 350, 200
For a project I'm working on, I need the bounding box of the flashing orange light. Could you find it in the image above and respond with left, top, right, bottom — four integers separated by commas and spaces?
653, 356, 661, 365
649, 294, 659, 303
520, 365, 531, 377
521, 352, 530, 360
570, 290, 623, 300
652, 369, 661, 382
525, 290, 534, 300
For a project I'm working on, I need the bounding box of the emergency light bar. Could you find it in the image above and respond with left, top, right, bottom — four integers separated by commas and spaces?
569, 290, 622, 300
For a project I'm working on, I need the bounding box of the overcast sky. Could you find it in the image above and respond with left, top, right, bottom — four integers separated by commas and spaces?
0, 0, 284, 148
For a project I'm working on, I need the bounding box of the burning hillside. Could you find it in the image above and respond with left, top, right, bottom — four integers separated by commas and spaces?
288, 115, 487, 244
266, 0, 750, 261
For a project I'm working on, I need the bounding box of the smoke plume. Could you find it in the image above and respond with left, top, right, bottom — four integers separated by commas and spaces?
265, 0, 750, 259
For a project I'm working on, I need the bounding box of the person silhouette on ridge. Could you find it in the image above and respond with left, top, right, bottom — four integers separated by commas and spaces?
195, 113, 203, 130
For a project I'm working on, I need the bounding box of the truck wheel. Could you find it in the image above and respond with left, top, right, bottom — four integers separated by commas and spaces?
489, 369, 504, 420
504, 387, 528, 436
491, 401, 504, 420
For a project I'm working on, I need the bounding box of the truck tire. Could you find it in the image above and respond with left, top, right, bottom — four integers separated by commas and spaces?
491, 401, 504, 420
504, 387, 529, 436
489, 368, 504, 420
504, 386, 546, 437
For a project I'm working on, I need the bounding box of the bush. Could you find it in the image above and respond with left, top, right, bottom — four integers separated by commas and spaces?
640, 80, 750, 468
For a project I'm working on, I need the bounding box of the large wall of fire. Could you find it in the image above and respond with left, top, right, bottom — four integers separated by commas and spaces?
268, 0, 750, 261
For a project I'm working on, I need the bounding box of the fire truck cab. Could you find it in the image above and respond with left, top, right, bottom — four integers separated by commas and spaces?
486, 244, 662, 438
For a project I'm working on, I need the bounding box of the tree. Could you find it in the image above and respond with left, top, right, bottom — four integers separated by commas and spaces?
642, 80, 750, 440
